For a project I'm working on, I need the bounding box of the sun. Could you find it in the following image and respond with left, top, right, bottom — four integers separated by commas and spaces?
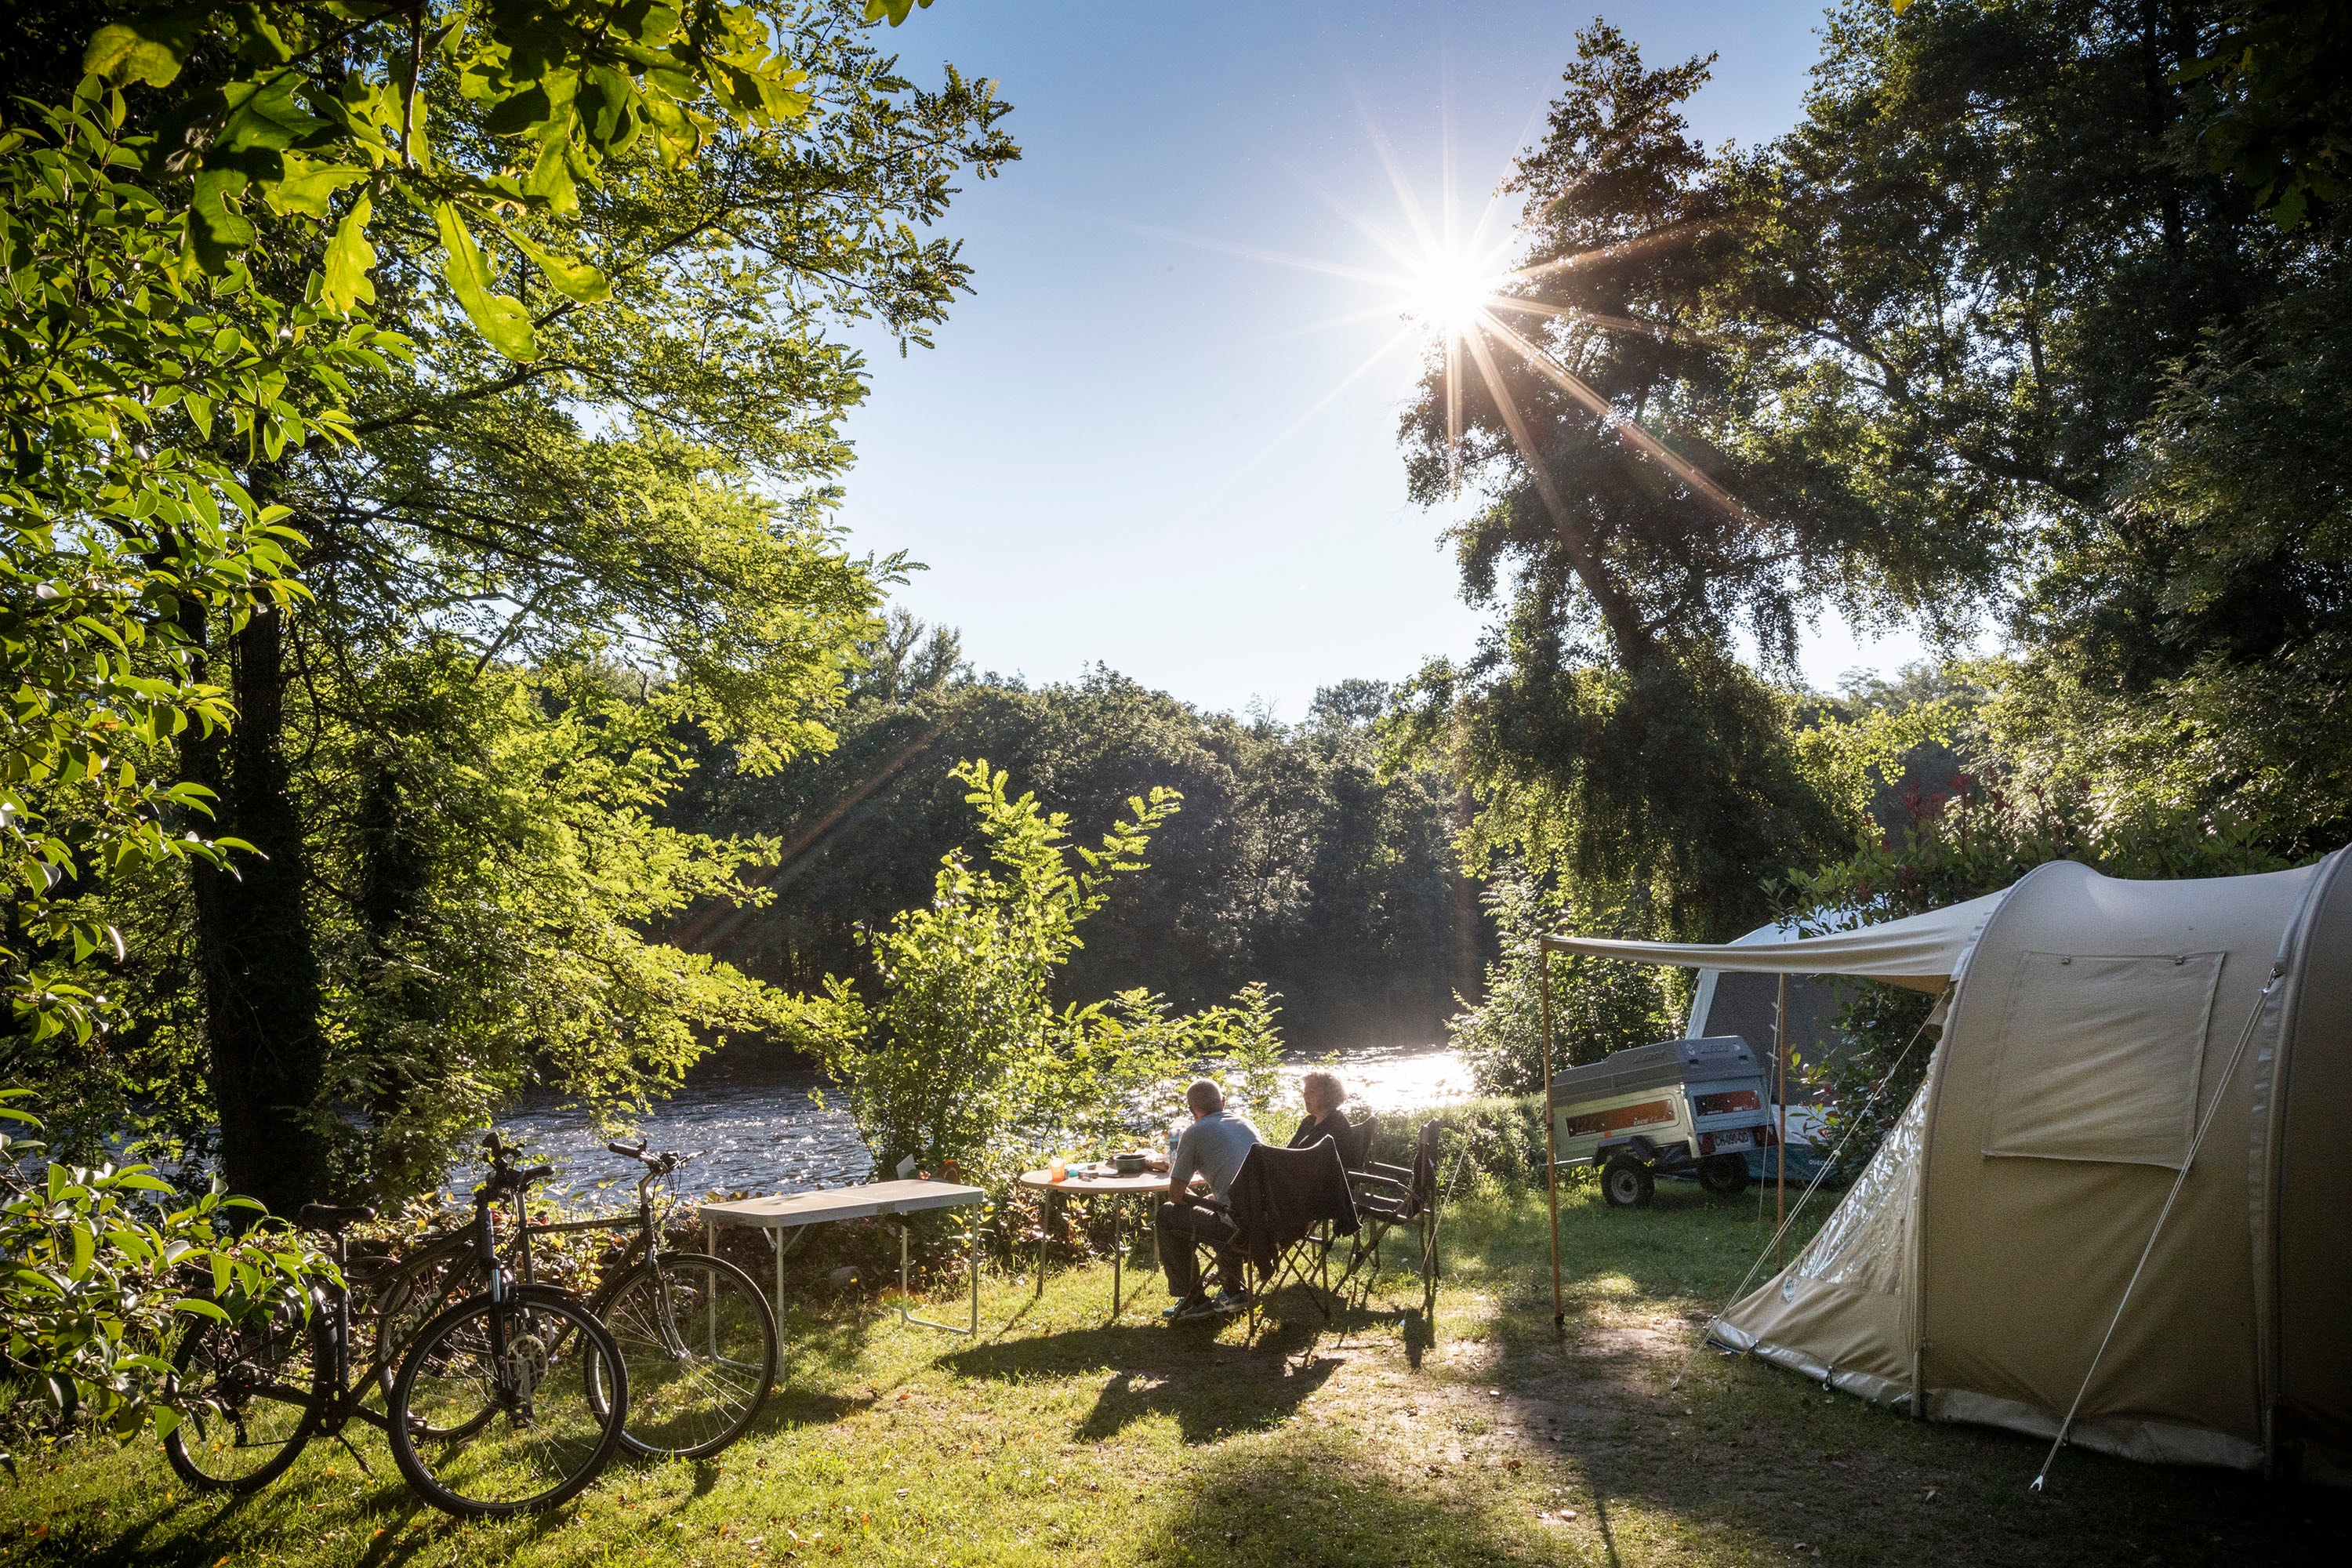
1402, 245, 1509, 339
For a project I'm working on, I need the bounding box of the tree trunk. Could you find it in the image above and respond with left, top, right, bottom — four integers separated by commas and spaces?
188, 600, 331, 1216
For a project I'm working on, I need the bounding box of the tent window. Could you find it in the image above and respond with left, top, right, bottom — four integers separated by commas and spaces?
1984, 951, 2222, 1169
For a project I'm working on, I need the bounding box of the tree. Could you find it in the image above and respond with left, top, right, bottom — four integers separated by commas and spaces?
8, 2, 1018, 1207
1731, 2, 2352, 861
1390, 24, 1965, 946
673, 659, 1483, 1053
1, 79, 392, 1069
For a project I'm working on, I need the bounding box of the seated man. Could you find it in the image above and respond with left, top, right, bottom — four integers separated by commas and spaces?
1156, 1078, 1263, 1321
1288, 1070, 1350, 1152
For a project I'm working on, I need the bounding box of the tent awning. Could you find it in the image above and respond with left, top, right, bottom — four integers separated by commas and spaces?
1542, 889, 2009, 994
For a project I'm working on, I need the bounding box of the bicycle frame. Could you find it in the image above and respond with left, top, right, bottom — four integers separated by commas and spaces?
512, 1155, 735, 1370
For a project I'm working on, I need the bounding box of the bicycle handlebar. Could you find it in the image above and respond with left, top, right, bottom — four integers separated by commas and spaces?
605, 1142, 700, 1175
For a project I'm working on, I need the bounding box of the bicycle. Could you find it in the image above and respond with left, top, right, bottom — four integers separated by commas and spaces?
165, 1147, 630, 1516
510, 1139, 777, 1460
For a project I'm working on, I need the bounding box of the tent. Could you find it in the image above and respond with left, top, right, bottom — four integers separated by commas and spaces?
1544, 855, 2352, 1484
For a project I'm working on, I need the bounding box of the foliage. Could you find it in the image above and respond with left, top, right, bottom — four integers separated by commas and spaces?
1778, 713, 2289, 1161
79, 1, 826, 347
795, 759, 1182, 1181
678, 659, 1484, 1053
1388, 24, 1916, 948
2182, 0, 2352, 230
1446, 865, 1671, 1097
1729, 0, 2352, 867
0, 82, 394, 1048
5, 2, 1017, 1210
0, 1091, 333, 1472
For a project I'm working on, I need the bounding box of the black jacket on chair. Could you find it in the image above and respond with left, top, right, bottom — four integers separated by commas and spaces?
1225, 1138, 1359, 1274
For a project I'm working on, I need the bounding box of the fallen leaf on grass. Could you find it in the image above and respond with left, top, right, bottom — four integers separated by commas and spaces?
1504, 1459, 1523, 1471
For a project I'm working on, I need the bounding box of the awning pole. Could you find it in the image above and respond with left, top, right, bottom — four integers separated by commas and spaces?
1541, 936, 1564, 1328
1775, 971, 1789, 1272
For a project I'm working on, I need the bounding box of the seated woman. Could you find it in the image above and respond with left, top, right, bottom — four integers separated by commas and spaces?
1288, 1070, 1363, 1166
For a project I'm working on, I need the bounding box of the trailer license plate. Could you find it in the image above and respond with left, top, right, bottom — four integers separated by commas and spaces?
1711, 1129, 1753, 1151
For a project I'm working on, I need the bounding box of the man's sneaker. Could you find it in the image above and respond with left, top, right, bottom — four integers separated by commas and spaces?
1162, 1294, 1209, 1320
1212, 1287, 1250, 1314
1170, 1296, 1225, 1323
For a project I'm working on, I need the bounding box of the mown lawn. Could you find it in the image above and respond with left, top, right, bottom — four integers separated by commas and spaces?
2, 1179, 2336, 1567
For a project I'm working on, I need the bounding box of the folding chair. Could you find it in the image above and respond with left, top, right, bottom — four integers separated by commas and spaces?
1331, 1113, 1376, 1172
1337, 1119, 1445, 1310
1193, 1138, 1359, 1335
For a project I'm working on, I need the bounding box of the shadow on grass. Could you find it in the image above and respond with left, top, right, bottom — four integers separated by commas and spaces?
942, 1308, 1343, 1446
1119, 1422, 1566, 1568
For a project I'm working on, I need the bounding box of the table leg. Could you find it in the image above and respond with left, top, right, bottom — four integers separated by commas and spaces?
898, 1217, 980, 1336
1036, 1189, 1050, 1299
1112, 1199, 1123, 1317
775, 1227, 785, 1313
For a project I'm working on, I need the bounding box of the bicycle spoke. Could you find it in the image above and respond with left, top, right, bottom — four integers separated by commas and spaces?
392, 1296, 622, 1515
164, 1301, 319, 1492
599, 1254, 774, 1460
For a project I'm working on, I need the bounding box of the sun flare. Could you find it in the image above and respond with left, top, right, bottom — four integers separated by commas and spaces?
1403, 246, 1509, 339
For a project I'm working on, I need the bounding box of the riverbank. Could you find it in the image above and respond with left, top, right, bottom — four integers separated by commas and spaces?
3, 1182, 2328, 1567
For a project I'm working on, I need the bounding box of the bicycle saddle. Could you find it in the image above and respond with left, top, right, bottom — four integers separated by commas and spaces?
297, 1203, 378, 1233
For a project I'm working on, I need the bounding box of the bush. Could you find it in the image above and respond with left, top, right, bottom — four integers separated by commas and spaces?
0, 1093, 334, 1471
797, 761, 1292, 1187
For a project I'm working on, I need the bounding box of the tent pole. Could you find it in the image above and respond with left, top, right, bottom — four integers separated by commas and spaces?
1775, 971, 1789, 1272
1541, 936, 1564, 1328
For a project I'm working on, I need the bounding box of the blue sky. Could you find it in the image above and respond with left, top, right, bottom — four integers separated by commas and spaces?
832, 0, 1928, 717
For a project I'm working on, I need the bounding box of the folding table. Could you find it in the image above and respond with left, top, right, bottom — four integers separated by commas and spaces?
700, 1178, 986, 1336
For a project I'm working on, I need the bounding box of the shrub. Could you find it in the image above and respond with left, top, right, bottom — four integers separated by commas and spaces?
0, 1093, 333, 1471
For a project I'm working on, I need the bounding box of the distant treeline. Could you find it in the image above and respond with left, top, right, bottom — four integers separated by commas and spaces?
668, 617, 1491, 1052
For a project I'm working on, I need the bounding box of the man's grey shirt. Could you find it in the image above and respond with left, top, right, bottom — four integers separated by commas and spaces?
1174, 1110, 1262, 1202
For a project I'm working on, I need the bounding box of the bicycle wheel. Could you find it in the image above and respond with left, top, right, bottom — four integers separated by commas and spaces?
592, 1251, 777, 1459
388, 1291, 626, 1516
163, 1294, 325, 1493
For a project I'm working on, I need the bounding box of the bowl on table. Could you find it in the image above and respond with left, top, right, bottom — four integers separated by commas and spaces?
1111, 1151, 1150, 1175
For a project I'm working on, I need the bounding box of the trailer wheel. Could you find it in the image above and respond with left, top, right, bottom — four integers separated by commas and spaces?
1697, 1154, 1751, 1196
1601, 1155, 1654, 1209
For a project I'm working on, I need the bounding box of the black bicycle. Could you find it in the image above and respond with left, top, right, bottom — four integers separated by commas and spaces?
512, 1140, 778, 1460
165, 1147, 630, 1516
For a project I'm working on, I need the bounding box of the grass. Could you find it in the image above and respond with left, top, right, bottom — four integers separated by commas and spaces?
1, 1177, 2336, 1567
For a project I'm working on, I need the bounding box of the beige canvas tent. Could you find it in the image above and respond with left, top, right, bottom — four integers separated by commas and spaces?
1546, 854, 2352, 1484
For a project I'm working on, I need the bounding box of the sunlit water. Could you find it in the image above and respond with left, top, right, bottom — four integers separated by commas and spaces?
485, 1042, 1477, 1203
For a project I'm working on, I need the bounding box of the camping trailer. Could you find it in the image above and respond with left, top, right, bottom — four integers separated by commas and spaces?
1545, 853, 2352, 1486
1548, 1035, 1777, 1206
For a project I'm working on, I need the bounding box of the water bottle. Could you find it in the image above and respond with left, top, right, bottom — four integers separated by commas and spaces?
1166, 1127, 1181, 1170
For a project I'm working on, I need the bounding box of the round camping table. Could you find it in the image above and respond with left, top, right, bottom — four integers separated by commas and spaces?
1015, 1166, 1180, 1318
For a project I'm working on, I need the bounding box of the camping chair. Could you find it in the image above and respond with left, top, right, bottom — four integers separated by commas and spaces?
1288, 1112, 1375, 1171
1337, 1119, 1445, 1310
1191, 1138, 1359, 1335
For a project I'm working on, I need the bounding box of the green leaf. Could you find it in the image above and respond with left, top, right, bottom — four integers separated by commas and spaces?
522, 139, 581, 214
862, 0, 938, 25
187, 169, 256, 274
435, 205, 540, 361
172, 1296, 230, 1322
264, 158, 365, 220
510, 232, 611, 304
322, 191, 376, 313
83, 17, 193, 88
218, 74, 327, 155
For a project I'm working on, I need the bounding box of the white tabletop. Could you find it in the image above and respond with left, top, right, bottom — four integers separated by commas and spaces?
699, 1178, 985, 1230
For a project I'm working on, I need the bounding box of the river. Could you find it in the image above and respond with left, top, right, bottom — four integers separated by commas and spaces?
488, 1043, 1476, 1201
